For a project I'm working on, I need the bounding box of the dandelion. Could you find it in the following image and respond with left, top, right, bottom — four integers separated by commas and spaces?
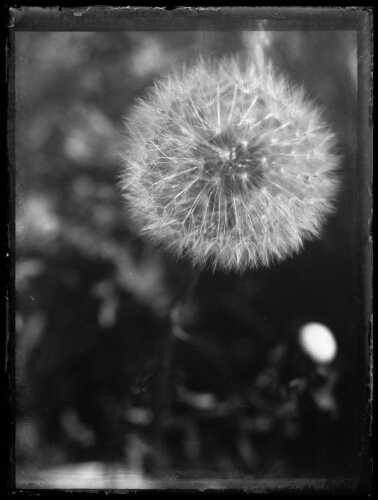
120, 57, 340, 272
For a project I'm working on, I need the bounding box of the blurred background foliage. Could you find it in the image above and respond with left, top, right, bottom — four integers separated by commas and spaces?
15, 29, 366, 481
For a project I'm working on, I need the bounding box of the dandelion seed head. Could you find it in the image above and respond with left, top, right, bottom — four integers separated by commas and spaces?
120, 57, 340, 272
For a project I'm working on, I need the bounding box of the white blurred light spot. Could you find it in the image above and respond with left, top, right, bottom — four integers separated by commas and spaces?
65, 133, 90, 160
299, 322, 337, 364
125, 407, 153, 426
17, 196, 59, 239
129, 37, 167, 78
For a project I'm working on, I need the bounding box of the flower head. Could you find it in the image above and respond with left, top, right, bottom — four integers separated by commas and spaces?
120, 57, 340, 272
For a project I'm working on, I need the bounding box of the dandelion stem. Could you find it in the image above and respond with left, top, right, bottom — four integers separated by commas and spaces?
155, 267, 200, 467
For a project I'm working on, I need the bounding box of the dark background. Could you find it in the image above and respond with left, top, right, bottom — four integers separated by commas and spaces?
12, 18, 370, 488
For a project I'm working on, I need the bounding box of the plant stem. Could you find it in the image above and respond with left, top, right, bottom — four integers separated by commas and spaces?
155, 266, 199, 466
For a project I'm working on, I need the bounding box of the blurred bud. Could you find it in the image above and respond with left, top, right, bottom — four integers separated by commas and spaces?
242, 25, 273, 72
120, 57, 340, 271
298, 322, 337, 364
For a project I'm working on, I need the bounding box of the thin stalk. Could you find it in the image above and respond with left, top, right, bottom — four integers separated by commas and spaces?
154, 267, 200, 466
